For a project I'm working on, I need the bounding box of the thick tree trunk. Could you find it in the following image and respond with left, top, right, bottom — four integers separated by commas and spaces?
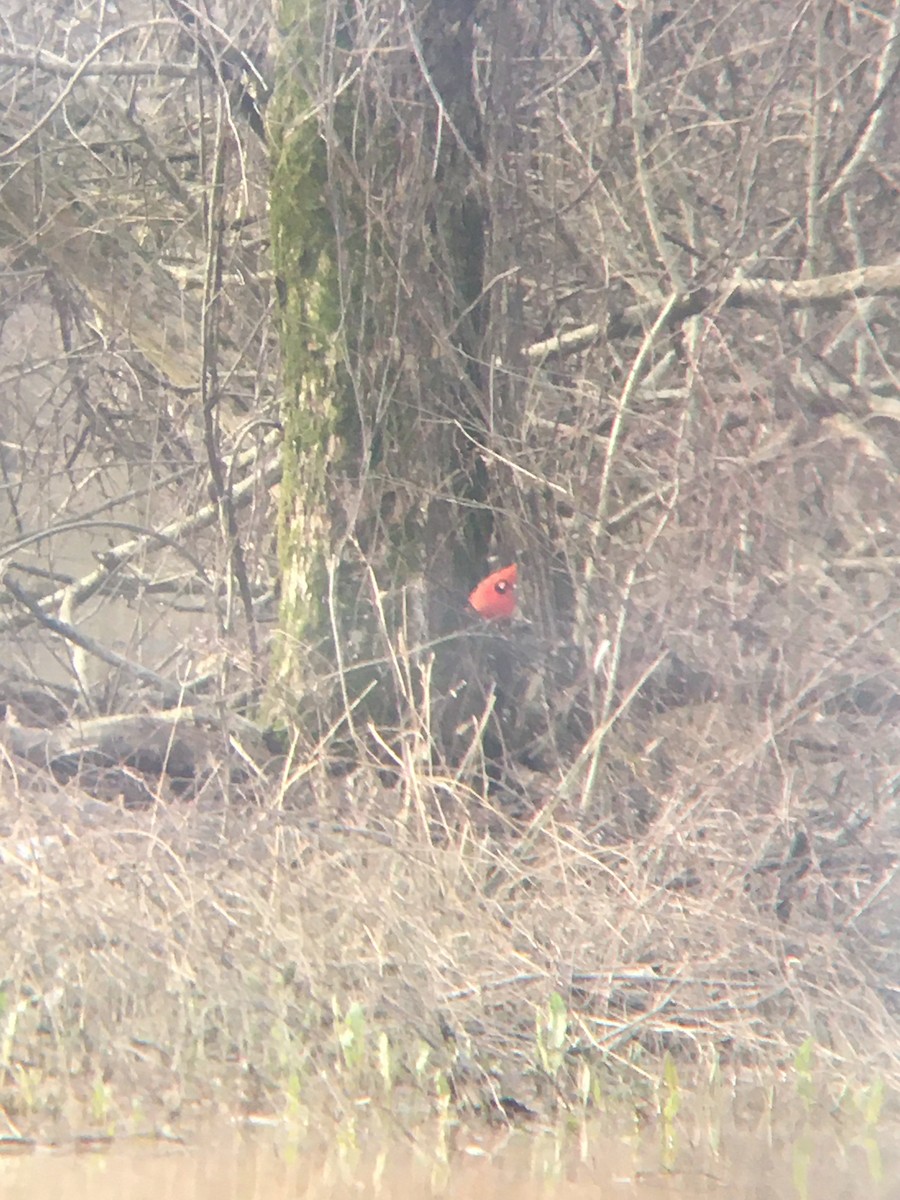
268, 0, 345, 702
268, 0, 504, 738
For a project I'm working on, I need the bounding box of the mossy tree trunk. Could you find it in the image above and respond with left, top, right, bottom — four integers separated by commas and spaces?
268, 0, 346, 706
268, 0, 524, 735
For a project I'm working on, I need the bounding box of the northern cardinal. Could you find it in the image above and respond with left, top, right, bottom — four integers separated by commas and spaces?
468, 563, 518, 620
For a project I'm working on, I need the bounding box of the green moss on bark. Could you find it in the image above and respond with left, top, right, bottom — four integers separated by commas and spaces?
268, 0, 342, 692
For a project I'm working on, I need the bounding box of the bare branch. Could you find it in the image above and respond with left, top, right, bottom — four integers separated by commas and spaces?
525, 261, 900, 362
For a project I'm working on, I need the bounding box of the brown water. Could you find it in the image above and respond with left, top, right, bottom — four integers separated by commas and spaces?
1, 1116, 896, 1200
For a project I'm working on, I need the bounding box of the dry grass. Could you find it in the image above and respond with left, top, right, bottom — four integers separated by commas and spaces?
1, 716, 896, 1141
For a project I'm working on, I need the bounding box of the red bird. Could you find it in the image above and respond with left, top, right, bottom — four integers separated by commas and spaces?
468, 563, 518, 621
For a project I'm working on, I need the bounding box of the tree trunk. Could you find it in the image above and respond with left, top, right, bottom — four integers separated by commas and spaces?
268, 0, 510, 743
268, 0, 344, 704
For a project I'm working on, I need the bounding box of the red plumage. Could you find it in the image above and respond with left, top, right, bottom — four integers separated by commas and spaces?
468, 563, 518, 620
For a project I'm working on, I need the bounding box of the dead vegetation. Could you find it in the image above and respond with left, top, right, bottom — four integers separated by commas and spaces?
0, 687, 896, 1138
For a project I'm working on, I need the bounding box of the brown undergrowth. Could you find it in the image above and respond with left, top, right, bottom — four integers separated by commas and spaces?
1, 703, 896, 1141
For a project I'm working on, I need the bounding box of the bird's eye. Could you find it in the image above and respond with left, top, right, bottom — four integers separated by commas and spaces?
496, 581, 507, 593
